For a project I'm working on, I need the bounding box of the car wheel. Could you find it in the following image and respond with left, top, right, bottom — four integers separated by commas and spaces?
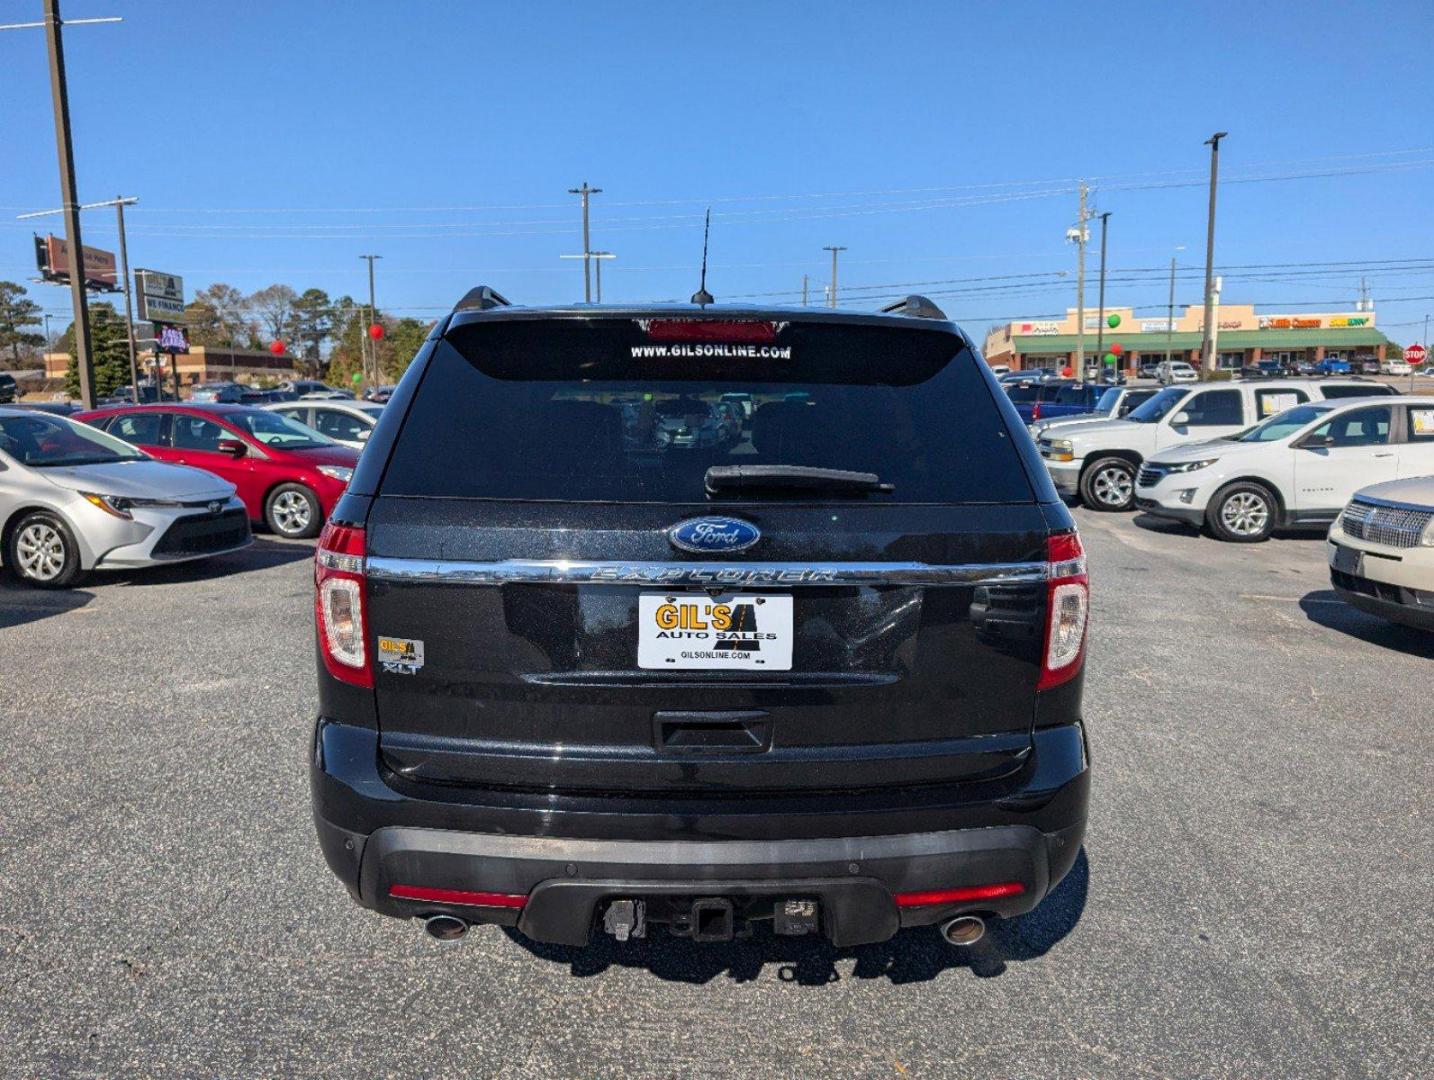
1207, 482, 1276, 543
1079, 458, 1136, 512
6, 511, 85, 588
265, 484, 322, 539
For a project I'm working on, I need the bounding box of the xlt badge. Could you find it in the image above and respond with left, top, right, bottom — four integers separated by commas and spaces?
667, 516, 761, 554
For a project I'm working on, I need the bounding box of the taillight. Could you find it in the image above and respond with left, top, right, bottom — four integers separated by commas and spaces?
641, 319, 779, 343
1031, 402, 1043, 421
893, 882, 1026, 908
315, 520, 371, 688
1037, 531, 1089, 691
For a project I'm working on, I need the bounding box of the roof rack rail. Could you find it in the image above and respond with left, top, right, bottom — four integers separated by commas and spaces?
453, 286, 512, 312
878, 294, 947, 320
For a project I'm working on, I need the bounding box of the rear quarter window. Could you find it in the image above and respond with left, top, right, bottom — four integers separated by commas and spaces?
379, 317, 1035, 504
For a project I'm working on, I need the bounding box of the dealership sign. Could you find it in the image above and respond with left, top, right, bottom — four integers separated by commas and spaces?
34, 234, 119, 291
1140, 318, 1177, 333
1019, 321, 1062, 336
135, 269, 186, 322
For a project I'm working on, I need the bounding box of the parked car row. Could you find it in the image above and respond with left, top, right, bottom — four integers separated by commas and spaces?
0, 397, 375, 587
1016, 369, 1433, 634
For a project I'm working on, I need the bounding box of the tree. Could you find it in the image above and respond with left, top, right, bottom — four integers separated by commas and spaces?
289, 288, 335, 374
385, 318, 432, 378
186, 283, 253, 348
61, 303, 132, 399
249, 284, 297, 344
0, 281, 45, 365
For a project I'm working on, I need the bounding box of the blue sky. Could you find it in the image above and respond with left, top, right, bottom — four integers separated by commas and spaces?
2, 0, 1432, 346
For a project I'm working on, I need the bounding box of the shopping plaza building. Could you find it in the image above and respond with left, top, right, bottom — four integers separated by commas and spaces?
981, 304, 1395, 374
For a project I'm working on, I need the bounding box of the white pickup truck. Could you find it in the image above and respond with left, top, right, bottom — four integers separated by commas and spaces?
1038, 379, 1398, 511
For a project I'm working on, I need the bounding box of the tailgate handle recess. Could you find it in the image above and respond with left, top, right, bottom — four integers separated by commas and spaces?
654, 711, 771, 754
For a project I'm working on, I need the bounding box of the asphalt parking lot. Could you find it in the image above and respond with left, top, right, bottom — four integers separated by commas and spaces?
0, 511, 1429, 1079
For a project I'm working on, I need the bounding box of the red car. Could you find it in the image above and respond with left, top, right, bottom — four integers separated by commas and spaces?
76, 403, 358, 539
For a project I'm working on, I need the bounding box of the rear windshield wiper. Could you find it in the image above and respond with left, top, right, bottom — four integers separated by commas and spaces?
705, 464, 894, 496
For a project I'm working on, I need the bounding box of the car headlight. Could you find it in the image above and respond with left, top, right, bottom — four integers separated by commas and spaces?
1163, 458, 1218, 474
1044, 439, 1074, 462
1422, 518, 1434, 547
317, 465, 354, 484
80, 491, 134, 520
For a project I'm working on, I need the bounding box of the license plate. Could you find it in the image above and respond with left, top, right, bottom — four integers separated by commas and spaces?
638, 593, 793, 670
1332, 543, 1363, 576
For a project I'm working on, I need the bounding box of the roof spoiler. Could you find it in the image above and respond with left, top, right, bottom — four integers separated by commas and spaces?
453, 286, 512, 313
879, 294, 947, 320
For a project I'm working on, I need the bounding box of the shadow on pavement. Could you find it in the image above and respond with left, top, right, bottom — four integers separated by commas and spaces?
0, 582, 93, 629
508, 849, 1088, 985
1131, 512, 1200, 538
102, 538, 313, 587
1299, 589, 1434, 659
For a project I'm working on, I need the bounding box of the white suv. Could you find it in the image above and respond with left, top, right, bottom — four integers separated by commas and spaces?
1327, 474, 1434, 630
1039, 379, 1397, 511
1134, 396, 1434, 542
1156, 360, 1198, 384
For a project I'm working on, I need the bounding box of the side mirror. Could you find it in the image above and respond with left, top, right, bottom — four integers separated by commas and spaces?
216, 438, 247, 457
1171, 411, 1191, 426
1302, 434, 1334, 450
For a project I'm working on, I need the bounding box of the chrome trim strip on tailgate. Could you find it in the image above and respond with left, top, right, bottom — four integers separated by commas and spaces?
365, 557, 1048, 587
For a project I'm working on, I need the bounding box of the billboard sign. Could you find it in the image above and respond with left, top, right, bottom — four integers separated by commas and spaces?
135, 269, 186, 323
34, 234, 119, 291
156, 325, 189, 354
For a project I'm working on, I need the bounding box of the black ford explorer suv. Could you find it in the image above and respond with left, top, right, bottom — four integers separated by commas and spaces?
310, 287, 1090, 949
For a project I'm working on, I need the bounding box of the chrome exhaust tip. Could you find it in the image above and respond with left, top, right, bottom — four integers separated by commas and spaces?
423, 914, 469, 942
940, 915, 986, 947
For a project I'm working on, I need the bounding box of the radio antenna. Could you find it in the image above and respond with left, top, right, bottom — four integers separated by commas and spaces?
690, 208, 714, 305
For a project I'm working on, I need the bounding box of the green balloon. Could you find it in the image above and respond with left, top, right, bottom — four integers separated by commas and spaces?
1107, 313, 1121, 328
1104, 353, 1117, 365
351, 372, 362, 383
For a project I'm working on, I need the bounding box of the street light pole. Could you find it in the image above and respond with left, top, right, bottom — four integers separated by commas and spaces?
1200, 131, 1228, 377
43, 0, 95, 407
1165, 256, 1177, 369
823, 246, 846, 308
1095, 211, 1111, 373
112, 196, 140, 402
359, 254, 381, 386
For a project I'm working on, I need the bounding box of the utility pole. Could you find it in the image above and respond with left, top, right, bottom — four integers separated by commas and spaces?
823, 246, 846, 308
1200, 131, 1228, 376
1165, 256, 1177, 368
567, 182, 601, 302
1068, 181, 1091, 376
45, 0, 94, 407
112, 196, 140, 401
359, 254, 381, 386
802, 274, 809, 307
1095, 211, 1111, 375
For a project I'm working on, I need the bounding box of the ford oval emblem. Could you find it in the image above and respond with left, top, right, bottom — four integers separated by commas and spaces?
668, 516, 761, 554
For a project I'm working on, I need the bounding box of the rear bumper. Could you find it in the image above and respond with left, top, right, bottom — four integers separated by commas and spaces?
311, 719, 1089, 946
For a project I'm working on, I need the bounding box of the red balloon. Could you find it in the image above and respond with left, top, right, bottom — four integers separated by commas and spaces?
1061, 365, 1073, 377
269, 340, 285, 355
368, 323, 385, 341
1110, 342, 1123, 355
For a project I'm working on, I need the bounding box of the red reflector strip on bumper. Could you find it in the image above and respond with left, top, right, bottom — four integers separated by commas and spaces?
389, 884, 527, 909
893, 882, 1026, 908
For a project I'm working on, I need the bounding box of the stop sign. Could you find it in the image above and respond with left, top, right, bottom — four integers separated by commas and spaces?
1406, 343, 1427, 366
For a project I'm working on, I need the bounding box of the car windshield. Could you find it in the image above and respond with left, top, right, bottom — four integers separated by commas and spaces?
1095, 388, 1122, 413
1126, 387, 1187, 423
227, 409, 334, 448
0, 412, 148, 467
1236, 404, 1332, 442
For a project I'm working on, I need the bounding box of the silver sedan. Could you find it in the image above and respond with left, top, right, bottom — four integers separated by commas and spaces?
0, 406, 251, 588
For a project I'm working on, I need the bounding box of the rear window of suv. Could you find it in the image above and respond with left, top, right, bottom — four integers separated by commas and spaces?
378, 316, 1034, 504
